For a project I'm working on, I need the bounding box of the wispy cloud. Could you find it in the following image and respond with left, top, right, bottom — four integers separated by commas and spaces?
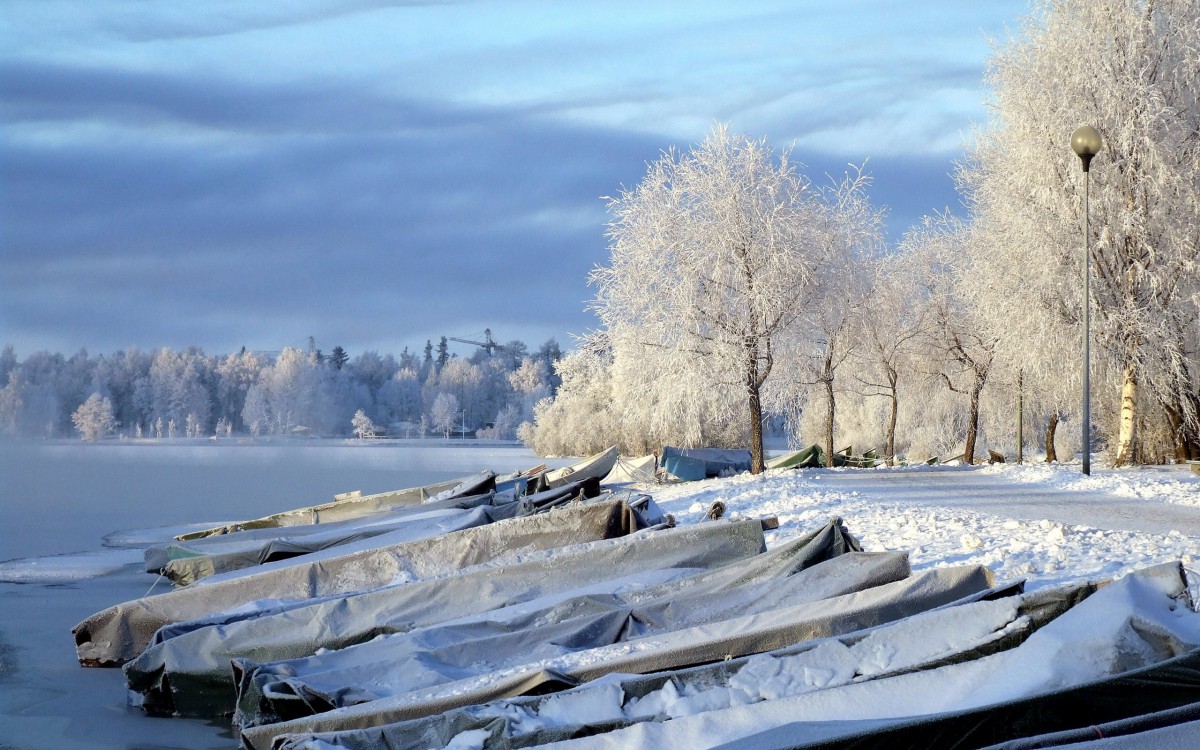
0, 1, 1029, 355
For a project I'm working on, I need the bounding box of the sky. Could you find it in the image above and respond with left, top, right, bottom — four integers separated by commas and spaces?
0, 0, 1032, 361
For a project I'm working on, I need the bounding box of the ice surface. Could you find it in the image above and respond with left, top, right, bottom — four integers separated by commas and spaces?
0, 549, 144, 583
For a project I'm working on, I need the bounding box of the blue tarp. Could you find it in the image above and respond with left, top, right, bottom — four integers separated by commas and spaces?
662, 454, 707, 482
661, 447, 752, 479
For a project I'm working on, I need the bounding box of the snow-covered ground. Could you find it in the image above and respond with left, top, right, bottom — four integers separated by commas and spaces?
646, 461, 1200, 591
0, 443, 1197, 749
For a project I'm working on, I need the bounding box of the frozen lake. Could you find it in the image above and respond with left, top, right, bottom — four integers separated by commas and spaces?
0, 440, 567, 750
0, 440, 563, 560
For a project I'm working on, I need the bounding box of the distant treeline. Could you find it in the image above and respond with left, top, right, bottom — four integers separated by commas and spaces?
0, 337, 563, 441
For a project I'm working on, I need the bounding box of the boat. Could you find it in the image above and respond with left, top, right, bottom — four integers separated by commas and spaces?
765, 444, 825, 470
123, 517, 772, 717
660, 447, 752, 481
538, 446, 619, 489
601, 454, 659, 484
74, 491, 634, 668
174, 472, 496, 540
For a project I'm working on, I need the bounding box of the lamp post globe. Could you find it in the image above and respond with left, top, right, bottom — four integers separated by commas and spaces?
1071, 125, 1103, 171
1071, 124, 1101, 475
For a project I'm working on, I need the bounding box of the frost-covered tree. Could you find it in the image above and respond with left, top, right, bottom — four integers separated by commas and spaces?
260, 348, 327, 434
0, 345, 16, 385
72, 392, 118, 441
146, 348, 211, 435
508, 357, 552, 427
905, 214, 997, 465
478, 403, 521, 440
92, 349, 151, 435
778, 166, 884, 464
215, 349, 263, 433
0, 373, 22, 436
328, 346, 349, 371
430, 392, 459, 439
351, 409, 378, 439
520, 337, 623, 456
962, 0, 1200, 463
242, 383, 269, 437
378, 367, 423, 426
433, 358, 486, 431
593, 125, 863, 473
849, 256, 930, 464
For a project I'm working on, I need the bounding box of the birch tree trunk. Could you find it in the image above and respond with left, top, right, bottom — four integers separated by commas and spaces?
1113, 364, 1137, 466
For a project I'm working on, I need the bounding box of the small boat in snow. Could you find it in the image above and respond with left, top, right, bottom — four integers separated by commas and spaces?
539, 446, 619, 489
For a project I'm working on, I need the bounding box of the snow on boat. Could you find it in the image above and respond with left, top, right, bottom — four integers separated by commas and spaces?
238, 560, 996, 748
234, 545, 911, 728
261, 564, 1200, 750
261, 579, 1092, 750
765, 445, 881, 470
148, 488, 517, 586
124, 517, 774, 717
601, 453, 659, 484
173, 471, 497, 540
73, 482, 621, 668
704, 563, 1200, 750
539, 446, 619, 489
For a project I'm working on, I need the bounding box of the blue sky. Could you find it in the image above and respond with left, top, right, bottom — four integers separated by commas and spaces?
1, 1, 1029, 359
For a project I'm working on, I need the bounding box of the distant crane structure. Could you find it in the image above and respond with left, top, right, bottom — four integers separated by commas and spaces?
448, 328, 506, 356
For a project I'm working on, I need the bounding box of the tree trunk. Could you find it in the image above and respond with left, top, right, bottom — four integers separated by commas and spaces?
1045, 412, 1059, 462
824, 377, 835, 469
1161, 393, 1200, 462
1113, 364, 1137, 466
822, 348, 835, 469
747, 383, 765, 474
964, 376, 983, 465
886, 379, 898, 467
746, 350, 765, 474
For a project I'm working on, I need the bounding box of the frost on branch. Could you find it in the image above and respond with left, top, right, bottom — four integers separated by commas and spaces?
586, 125, 879, 473
961, 0, 1200, 463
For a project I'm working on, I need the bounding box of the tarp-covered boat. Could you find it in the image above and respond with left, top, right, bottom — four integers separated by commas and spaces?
124, 516, 776, 717
660, 447, 752, 481
539, 447, 620, 489
174, 471, 497, 540
601, 454, 659, 484
263, 564, 1200, 750
238, 562, 995, 748
151, 490, 525, 586
74, 482, 622, 667
263, 579, 1096, 750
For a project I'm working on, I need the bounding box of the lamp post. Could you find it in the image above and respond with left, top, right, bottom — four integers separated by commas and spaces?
1071, 125, 1102, 476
